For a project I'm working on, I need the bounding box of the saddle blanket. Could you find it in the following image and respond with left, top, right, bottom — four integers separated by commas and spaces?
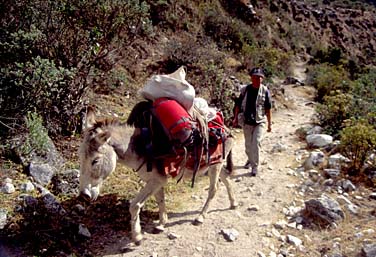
160, 140, 223, 178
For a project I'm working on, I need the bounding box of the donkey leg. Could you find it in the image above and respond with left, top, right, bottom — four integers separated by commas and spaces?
129, 180, 164, 245
220, 168, 238, 209
153, 187, 168, 233
193, 165, 221, 225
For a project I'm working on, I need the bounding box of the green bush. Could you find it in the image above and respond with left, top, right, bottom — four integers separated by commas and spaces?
0, 0, 152, 136
316, 93, 354, 136
20, 112, 50, 156
309, 47, 344, 65
339, 120, 376, 173
351, 68, 376, 121
1, 56, 78, 135
306, 63, 351, 102
204, 10, 253, 53
241, 45, 291, 78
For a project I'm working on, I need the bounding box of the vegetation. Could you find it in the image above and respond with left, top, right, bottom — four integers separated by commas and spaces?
308, 63, 376, 174
0, 0, 153, 136
339, 119, 376, 173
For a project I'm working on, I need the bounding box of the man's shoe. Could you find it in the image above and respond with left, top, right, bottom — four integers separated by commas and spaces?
250, 167, 258, 176
244, 161, 251, 169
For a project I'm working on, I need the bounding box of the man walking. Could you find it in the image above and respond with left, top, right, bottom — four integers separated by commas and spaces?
232, 67, 272, 176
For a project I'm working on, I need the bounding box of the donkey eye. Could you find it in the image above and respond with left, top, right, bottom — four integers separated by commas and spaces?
92, 158, 99, 166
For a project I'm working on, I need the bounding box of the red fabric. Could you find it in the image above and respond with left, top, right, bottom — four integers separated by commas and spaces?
159, 110, 227, 177
161, 141, 223, 177
153, 98, 194, 144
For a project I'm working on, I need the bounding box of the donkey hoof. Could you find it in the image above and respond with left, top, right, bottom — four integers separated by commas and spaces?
153, 225, 165, 234
230, 202, 239, 210
133, 234, 143, 246
193, 216, 204, 226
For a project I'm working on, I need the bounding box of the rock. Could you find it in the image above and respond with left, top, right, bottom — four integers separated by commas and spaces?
29, 162, 56, 186
287, 234, 303, 246
42, 193, 67, 216
0, 209, 7, 229
304, 151, 325, 170
1, 183, 15, 194
346, 204, 359, 215
271, 142, 288, 153
221, 228, 239, 242
248, 205, 260, 211
361, 243, 376, 257
167, 232, 181, 240
324, 169, 341, 178
341, 179, 356, 192
78, 224, 91, 238
20, 181, 35, 192
336, 195, 352, 205
328, 153, 350, 169
257, 251, 266, 257
274, 220, 287, 230
304, 194, 345, 226
307, 126, 323, 135
51, 169, 80, 196
306, 134, 333, 148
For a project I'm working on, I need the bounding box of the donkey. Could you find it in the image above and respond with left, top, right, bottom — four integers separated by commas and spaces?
78, 106, 238, 245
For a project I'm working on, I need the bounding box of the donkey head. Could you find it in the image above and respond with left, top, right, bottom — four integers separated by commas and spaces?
79, 107, 117, 201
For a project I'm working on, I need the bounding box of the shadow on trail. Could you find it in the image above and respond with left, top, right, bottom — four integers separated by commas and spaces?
0, 194, 158, 257
1, 192, 235, 257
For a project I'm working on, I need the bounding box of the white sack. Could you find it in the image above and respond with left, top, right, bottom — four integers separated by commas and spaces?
193, 97, 217, 121
139, 66, 195, 111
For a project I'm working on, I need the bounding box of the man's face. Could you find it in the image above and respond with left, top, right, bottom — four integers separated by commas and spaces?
251, 75, 264, 87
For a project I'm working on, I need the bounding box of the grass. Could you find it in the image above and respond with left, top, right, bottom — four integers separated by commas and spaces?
100, 163, 211, 213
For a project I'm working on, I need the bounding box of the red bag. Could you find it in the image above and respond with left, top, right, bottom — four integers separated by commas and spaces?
152, 98, 195, 145
208, 111, 226, 148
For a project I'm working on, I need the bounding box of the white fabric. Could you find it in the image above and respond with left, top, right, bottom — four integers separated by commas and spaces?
139, 66, 195, 111
193, 97, 217, 121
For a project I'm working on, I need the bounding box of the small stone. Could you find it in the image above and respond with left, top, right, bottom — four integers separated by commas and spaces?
167, 232, 181, 240
248, 205, 260, 211
2, 183, 15, 194
78, 224, 91, 238
287, 234, 302, 246
221, 228, 239, 242
257, 251, 266, 257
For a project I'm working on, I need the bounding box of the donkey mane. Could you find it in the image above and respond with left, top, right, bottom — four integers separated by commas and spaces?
89, 117, 123, 131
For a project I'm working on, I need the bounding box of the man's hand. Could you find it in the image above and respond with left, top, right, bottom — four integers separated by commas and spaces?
267, 124, 272, 132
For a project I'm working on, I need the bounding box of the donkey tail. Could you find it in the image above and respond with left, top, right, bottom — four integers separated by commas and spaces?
226, 149, 233, 173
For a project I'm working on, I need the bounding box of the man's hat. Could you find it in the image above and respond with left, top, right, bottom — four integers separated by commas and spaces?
249, 67, 265, 77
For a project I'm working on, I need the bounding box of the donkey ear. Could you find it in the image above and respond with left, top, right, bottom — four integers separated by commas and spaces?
96, 131, 111, 145
89, 131, 111, 151
85, 106, 96, 129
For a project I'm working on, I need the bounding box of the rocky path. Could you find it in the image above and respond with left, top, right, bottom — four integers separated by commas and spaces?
100, 81, 316, 257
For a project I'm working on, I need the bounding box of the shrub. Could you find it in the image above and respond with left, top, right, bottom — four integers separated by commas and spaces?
339, 120, 376, 173
0, 0, 152, 136
19, 112, 50, 157
351, 68, 376, 121
306, 63, 351, 102
316, 93, 354, 136
1, 56, 78, 135
241, 45, 291, 78
204, 10, 254, 53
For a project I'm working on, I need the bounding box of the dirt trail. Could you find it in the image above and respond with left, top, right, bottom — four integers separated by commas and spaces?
100, 65, 316, 257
